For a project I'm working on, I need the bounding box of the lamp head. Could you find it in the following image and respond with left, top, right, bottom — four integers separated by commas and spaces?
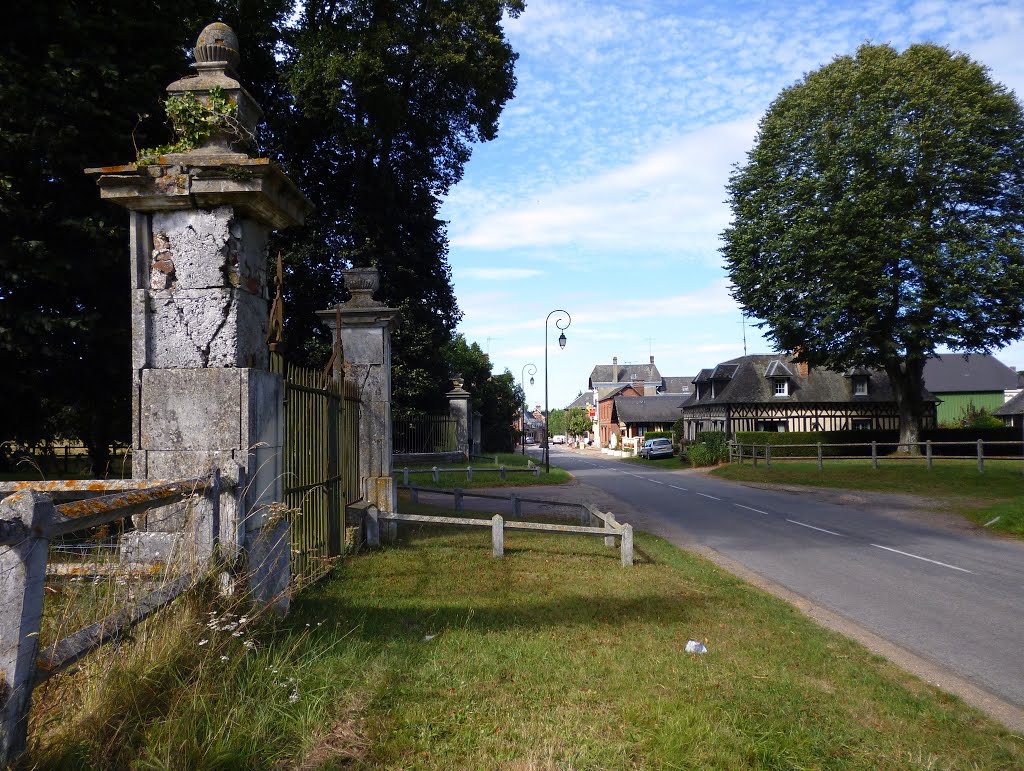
530, 376, 535, 385
558, 332, 567, 350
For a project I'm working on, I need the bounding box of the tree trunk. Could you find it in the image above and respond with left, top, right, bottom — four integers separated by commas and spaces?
884, 358, 927, 456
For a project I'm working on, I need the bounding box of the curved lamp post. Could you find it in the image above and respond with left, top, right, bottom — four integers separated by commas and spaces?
544, 309, 571, 473
520, 363, 536, 456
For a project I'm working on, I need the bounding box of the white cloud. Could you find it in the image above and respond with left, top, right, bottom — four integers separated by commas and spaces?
457, 267, 543, 281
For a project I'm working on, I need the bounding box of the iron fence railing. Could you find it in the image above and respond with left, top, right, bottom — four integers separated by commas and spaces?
392, 414, 458, 454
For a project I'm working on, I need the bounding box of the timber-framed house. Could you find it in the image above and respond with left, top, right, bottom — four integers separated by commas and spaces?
679, 354, 937, 440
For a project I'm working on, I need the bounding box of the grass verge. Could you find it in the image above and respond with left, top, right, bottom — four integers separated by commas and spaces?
711, 458, 1024, 536
395, 451, 573, 489
24, 524, 1024, 769
623, 455, 686, 469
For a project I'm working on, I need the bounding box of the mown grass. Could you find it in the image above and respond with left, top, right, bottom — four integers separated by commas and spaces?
395, 451, 573, 489
24, 525, 1024, 769
712, 458, 1024, 536
623, 454, 686, 469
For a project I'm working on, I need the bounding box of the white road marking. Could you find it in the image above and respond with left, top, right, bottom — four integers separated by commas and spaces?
871, 544, 973, 574
786, 519, 843, 537
735, 503, 768, 515
669, 485, 688, 491
697, 492, 720, 500
649, 480, 665, 485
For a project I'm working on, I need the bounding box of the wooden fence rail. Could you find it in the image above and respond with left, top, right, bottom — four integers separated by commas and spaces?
0, 473, 225, 764
730, 439, 1024, 472
387, 485, 633, 566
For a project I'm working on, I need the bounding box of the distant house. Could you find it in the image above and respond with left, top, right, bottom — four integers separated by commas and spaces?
993, 391, 1024, 427
680, 354, 936, 440
922, 354, 1019, 425
611, 395, 686, 443
587, 356, 693, 446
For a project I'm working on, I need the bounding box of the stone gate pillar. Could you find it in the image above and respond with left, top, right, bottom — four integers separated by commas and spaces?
87, 24, 312, 588
317, 267, 400, 513
447, 380, 473, 461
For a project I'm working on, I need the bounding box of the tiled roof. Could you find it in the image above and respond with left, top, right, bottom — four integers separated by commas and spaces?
923, 353, 1019, 393
613, 395, 687, 423
660, 376, 693, 394
680, 354, 933, 407
589, 361, 662, 386
565, 391, 595, 410
993, 390, 1024, 417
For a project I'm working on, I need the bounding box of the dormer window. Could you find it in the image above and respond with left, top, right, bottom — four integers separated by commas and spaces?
853, 376, 868, 396
773, 378, 789, 397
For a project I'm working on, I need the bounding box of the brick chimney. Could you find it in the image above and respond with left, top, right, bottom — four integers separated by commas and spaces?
613, 356, 620, 383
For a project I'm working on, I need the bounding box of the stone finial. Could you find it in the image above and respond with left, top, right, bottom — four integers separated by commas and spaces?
195, 22, 240, 71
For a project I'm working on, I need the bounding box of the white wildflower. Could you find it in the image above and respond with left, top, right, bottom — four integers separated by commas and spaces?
198, 639, 209, 647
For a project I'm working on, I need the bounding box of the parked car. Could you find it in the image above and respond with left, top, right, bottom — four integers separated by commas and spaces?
639, 437, 674, 459
524, 436, 536, 445
552, 435, 566, 444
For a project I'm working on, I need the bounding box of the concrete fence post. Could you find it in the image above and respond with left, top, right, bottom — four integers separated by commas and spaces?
871, 441, 878, 470
491, 515, 504, 558
533, 466, 540, 478
977, 439, 985, 474
500, 465, 506, 481
364, 505, 380, 549
454, 489, 464, 512
604, 513, 617, 548
620, 524, 634, 567
432, 466, 439, 484
511, 494, 522, 519
728, 441, 734, 463
766, 444, 772, 468
926, 440, 933, 470
403, 468, 409, 486
466, 466, 473, 483
817, 442, 824, 471
0, 491, 54, 766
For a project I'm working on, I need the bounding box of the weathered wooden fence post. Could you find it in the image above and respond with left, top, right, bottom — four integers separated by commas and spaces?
817, 442, 824, 471
491, 515, 504, 557
752, 445, 758, 468
926, 440, 933, 470
977, 439, 985, 473
766, 443, 772, 467
0, 492, 54, 766
871, 441, 878, 470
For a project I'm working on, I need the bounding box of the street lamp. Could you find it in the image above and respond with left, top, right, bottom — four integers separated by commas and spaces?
544, 309, 571, 473
520, 363, 536, 456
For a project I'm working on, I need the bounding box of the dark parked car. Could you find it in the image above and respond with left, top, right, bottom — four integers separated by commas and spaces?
639, 438, 674, 459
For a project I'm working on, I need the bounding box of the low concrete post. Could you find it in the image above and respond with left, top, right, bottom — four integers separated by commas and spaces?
383, 518, 398, 545
766, 444, 772, 468
817, 442, 824, 471
926, 441, 933, 470
978, 439, 985, 473
533, 466, 540, 478
500, 465, 506, 481
403, 468, 409, 486
728, 441, 734, 463
454, 489, 464, 512
620, 524, 634, 567
432, 467, 439, 484
491, 514, 504, 558
579, 504, 589, 526
510, 493, 522, 519
604, 513, 617, 548
466, 466, 473, 483
0, 491, 54, 765
364, 504, 380, 548
871, 441, 878, 470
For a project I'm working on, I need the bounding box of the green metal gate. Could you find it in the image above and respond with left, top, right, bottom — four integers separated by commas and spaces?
270, 352, 360, 587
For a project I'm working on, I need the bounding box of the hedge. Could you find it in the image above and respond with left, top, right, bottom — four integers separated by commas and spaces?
734, 428, 1024, 457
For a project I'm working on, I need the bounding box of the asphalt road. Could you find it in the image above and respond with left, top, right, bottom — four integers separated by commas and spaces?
545, 447, 1024, 712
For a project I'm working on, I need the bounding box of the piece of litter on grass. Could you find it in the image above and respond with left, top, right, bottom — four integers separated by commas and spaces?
684, 640, 707, 654
423, 634, 436, 641
984, 516, 1001, 527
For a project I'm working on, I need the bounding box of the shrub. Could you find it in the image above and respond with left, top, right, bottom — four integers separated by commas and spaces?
689, 431, 728, 467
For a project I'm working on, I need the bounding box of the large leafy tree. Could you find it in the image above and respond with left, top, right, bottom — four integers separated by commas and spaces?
273, 0, 523, 414
723, 43, 1024, 450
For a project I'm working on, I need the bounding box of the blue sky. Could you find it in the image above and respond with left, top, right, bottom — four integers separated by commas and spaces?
439, 0, 1024, 410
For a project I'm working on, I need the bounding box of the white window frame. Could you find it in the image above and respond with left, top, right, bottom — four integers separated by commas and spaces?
773, 378, 788, 397
853, 377, 868, 396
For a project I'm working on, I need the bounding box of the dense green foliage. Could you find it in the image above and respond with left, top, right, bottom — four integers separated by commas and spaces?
566, 407, 592, 438
723, 43, 1024, 450
1, 1, 523, 466
0, 0, 289, 473
545, 408, 566, 436
441, 334, 523, 452
688, 431, 729, 467
272, 0, 523, 414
